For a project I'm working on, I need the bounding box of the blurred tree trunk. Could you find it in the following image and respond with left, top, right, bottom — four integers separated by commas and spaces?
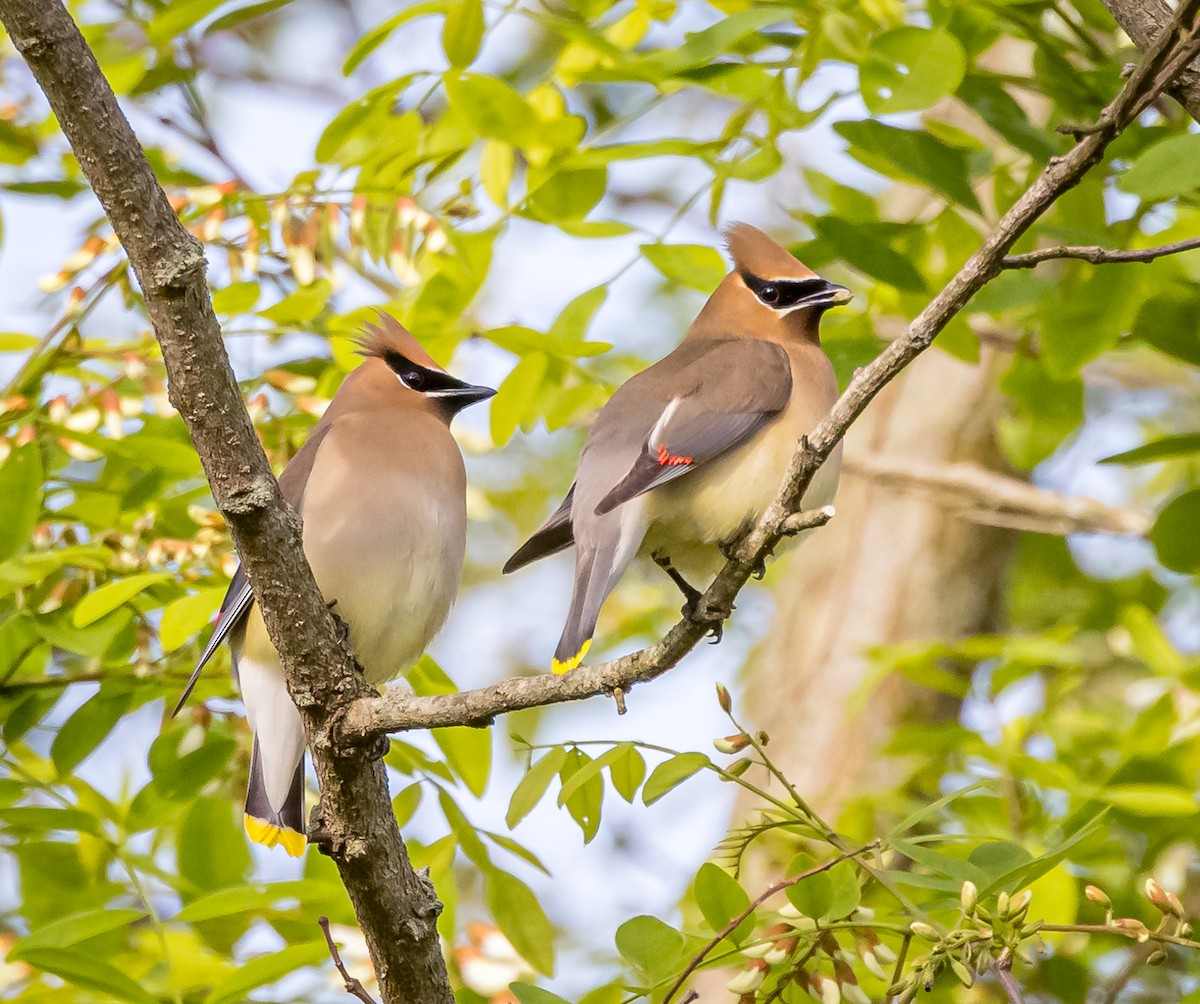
747, 348, 1013, 819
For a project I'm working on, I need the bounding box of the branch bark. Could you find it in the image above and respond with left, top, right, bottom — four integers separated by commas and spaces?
0, 2, 453, 1001
1102, 0, 1200, 120
342, 0, 1200, 742
842, 454, 1151, 537
1002, 236, 1200, 268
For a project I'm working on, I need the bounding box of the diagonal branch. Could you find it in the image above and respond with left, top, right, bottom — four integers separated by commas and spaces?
342, 0, 1200, 742
0, 2, 453, 1002
1102, 0, 1200, 121
1002, 236, 1200, 268
843, 455, 1151, 537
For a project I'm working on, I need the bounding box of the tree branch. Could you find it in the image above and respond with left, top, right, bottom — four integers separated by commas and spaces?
993, 949, 1026, 1004
0, 2, 453, 1002
342, 0, 1200, 742
842, 454, 1151, 537
320, 917, 381, 1004
1002, 236, 1200, 268
1102, 0, 1200, 121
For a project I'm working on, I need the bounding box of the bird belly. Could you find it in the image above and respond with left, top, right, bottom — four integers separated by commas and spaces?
642, 406, 842, 580
301, 463, 466, 685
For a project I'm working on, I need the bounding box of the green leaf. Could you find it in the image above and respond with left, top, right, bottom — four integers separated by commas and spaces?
431, 726, 491, 797
606, 744, 645, 803
507, 748, 567, 829
393, 782, 423, 827
160, 586, 226, 652
445, 72, 536, 140
72, 572, 172, 627
211, 280, 260, 315
204, 942, 329, 1004
559, 748, 603, 842
614, 915, 683, 980
810, 217, 925, 291
693, 862, 751, 940
641, 243, 727, 293
1118, 133, 1200, 202
178, 797, 251, 891
836, 120, 980, 211
176, 880, 343, 923
485, 869, 555, 976
642, 752, 710, 805
825, 861, 862, 919
968, 841, 1034, 885
205, 0, 290, 34
1132, 294, 1200, 367
786, 871, 832, 919
511, 984, 573, 1004
20, 948, 158, 1004
1151, 491, 1200, 573
258, 279, 331, 324
1100, 433, 1200, 465
526, 167, 607, 222
51, 688, 134, 775
0, 806, 102, 835
9, 908, 146, 958
1100, 783, 1199, 816
0, 444, 42, 564
861, 27, 966, 114
443, 0, 484, 68
344, 2, 446, 74
549, 285, 607, 342
491, 352, 548, 446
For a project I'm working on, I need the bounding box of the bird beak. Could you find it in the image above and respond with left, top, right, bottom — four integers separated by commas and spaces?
805, 281, 853, 309
427, 381, 497, 408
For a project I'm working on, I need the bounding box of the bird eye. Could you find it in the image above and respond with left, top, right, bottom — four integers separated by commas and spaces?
759, 284, 780, 305
403, 369, 426, 390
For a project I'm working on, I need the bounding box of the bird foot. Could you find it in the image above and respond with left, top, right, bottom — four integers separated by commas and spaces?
365, 731, 391, 762
326, 602, 351, 644
683, 593, 726, 644
307, 804, 335, 857
653, 550, 727, 642
718, 535, 771, 579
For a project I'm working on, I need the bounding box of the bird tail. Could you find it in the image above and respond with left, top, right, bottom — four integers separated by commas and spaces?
244, 737, 306, 857
553, 537, 633, 674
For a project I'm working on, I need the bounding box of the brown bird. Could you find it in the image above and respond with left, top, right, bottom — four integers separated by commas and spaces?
175, 316, 494, 854
504, 223, 848, 672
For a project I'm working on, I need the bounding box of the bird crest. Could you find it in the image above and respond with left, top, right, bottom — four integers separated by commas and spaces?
357, 312, 441, 370
724, 222, 818, 282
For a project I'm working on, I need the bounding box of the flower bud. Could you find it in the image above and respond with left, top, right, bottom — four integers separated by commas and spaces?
950, 958, 974, 987
715, 683, 732, 712
996, 892, 1009, 917
841, 985, 870, 1004
1145, 878, 1172, 915
740, 941, 772, 959
909, 922, 938, 941
1009, 890, 1031, 915
724, 757, 753, 778
1147, 949, 1167, 966
960, 880, 977, 915
714, 733, 751, 754
1112, 918, 1150, 941
813, 973, 840, 1004
873, 942, 897, 964
1085, 885, 1111, 906
860, 950, 887, 980
726, 962, 766, 995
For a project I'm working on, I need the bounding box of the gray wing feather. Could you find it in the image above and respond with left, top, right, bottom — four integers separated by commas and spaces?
171, 565, 253, 717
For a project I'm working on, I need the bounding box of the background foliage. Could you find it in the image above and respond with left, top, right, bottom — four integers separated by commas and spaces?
0, 0, 1198, 1001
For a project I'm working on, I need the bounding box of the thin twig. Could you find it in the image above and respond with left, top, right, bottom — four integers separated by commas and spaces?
319, 917, 380, 1004
1002, 236, 1200, 268
885, 934, 912, 1004
661, 844, 877, 1004
993, 949, 1026, 1004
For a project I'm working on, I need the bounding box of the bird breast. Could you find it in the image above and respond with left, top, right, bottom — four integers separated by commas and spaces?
298, 411, 467, 684
642, 357, 841, 579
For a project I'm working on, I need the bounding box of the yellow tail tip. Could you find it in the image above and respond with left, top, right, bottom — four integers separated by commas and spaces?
244, 813, 306, 857
551, 638, 591, 674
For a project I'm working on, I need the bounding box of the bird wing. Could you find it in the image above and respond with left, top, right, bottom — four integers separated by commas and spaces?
171, 421, 334, 717
502, 483, 576, 574
594, 339, 792, 516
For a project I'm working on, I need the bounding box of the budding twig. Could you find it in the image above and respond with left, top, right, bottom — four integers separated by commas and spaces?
319, 917, 380, 1004
1002, 235, 1200, 269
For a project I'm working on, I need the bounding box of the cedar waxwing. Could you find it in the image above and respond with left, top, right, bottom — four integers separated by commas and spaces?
174, 316, 494, 855
504, 223, 849, 672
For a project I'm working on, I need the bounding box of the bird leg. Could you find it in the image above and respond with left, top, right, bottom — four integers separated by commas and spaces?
326, 599, 352, 644
719, 534, 771, 580
652, 551, 724, 644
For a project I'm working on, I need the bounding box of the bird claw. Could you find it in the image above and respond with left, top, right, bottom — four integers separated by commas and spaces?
682, 594, 725, 644
719, 534, 770, 578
